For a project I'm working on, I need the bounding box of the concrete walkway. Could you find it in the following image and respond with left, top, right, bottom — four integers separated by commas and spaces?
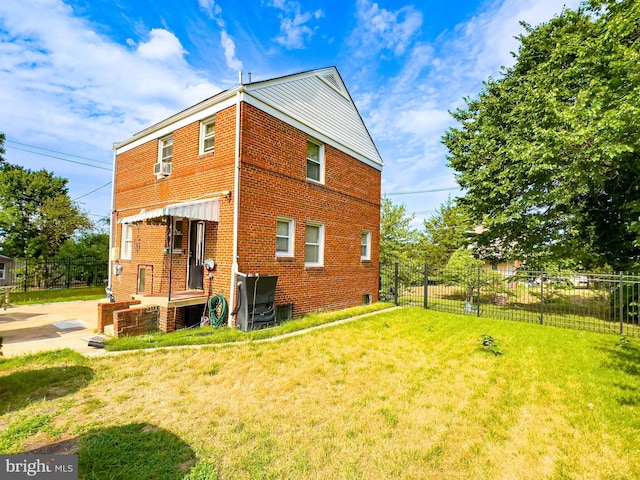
0, 300, 106, 358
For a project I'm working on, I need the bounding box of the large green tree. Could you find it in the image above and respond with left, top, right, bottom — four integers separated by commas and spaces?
380, 196, 419, 264
443, 0, 640, 270
0, 163, 91, 259
418, 198, 473, 270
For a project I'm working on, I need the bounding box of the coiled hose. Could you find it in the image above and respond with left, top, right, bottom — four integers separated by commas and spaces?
208, 294, 228, 328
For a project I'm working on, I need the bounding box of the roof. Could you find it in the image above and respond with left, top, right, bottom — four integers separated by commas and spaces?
114, 66, 383, 171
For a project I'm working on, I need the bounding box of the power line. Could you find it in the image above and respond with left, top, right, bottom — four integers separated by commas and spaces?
6, 140, 111, 165
73, 181, 112, 201
385, 187, 460, 196
6, 145, 112, 171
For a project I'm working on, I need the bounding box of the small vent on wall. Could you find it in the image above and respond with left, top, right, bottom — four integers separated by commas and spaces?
320, 73, 346, 96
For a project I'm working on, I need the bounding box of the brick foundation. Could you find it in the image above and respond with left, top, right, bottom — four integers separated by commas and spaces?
113, 305, 160, 337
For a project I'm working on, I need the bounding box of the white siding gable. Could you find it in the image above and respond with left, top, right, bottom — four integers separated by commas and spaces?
245, 68, 383, 170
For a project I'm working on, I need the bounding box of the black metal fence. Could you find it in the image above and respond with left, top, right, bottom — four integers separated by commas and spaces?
380, 263, 640, 337
0, 257, 108, 292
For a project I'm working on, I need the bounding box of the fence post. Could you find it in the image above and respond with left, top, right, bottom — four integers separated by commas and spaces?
476, 265, 481, 317
619, 271, 624, 335
66, 258, 72, 289
394, 262, 399, 306
540, 270, 545, 325
423, 264, 429, 309
23, 257, 28, 292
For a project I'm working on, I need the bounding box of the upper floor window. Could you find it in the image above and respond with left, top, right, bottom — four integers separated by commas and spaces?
306, 139, 324, 183
200, 117, 216, 154
155, 135, 173, 177
276, 217, 294, 257
305, 222, 324, 266
361, 231, 371, 261
121, 223, 133, 260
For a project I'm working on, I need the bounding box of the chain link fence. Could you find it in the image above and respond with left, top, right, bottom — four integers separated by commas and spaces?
380, 263, 640, 337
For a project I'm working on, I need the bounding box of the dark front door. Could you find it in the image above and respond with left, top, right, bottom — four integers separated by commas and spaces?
188, 220, 205, 290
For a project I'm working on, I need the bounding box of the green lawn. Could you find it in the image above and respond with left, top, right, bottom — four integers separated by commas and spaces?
8, 286, 106, 306
1, 307, 638, 479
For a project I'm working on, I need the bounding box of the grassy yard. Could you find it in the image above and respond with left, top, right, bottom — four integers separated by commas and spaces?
8, 286, 106, 306
1, 307, 639, 479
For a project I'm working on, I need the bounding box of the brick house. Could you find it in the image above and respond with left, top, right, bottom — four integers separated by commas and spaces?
105, 67, 383, 335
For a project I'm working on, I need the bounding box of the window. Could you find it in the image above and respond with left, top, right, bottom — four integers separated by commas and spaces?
171, 218, 184, 253
200, 117, 216, 154
361, 231, 371, 261
0, 262, 5, 280
159, 135, 173, 163
305, 222, 324, 266
121, 224, 133, 260
155, 135, 173, 177
306, 140, 324, 183
276, 217, 294, 257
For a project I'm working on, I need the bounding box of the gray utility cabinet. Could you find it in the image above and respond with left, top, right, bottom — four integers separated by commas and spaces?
235, 273, 278, 332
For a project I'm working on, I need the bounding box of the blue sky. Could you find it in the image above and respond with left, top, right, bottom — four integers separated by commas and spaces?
0, 0, 581, 231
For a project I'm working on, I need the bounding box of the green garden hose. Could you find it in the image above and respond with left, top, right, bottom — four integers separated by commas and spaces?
208, 294, 228, 327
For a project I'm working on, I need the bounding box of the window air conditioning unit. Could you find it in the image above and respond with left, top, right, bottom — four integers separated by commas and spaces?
154, 162, 172, 176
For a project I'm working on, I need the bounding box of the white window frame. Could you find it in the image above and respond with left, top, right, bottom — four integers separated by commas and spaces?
305, 222, 324, 267
276, 217, 295, 257
200, 117, 216, 154
121, 223, 133, 260
361, 230, 371, 261
171, 218, 184, 253
158, 135, 173, 169
306, 139, 324, 184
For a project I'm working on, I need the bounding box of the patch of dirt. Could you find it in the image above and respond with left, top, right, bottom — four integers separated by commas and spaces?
22, 437, 79, 455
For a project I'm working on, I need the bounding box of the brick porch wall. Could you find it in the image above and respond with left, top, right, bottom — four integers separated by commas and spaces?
97, 300, 141, 333
113, 305, 160, 337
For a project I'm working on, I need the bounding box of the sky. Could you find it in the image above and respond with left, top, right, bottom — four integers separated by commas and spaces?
0, 0, 583, 232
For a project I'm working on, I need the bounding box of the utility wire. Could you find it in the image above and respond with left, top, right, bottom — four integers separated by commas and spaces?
7, 145, 112, 171
73, 181, 112, 201
385, 187, 460, 196
6, 140, 111, 165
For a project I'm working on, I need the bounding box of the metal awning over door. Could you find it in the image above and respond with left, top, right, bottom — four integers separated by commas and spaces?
118, 197, 221, 223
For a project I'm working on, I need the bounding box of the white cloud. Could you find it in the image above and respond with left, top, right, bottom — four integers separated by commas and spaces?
221, 30, 243, 71
136, 29, 186, 60
349, 0, 423, 57
356, 0, 581, 215
194, 1, 242, 71
269, 1, 324, 49
198, 0, 222, 20
0, 0, 221, 153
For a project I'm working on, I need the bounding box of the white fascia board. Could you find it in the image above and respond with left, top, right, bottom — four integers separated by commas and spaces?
243, 93, 383, 172
114, 89, 239, 155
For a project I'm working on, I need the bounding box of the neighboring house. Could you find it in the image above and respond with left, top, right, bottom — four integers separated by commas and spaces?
106, 67, 383, 334
0, 255, 15, 287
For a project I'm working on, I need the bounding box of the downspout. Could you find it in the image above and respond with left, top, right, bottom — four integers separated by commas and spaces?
229, 74, 243, 326
168, 215, 174, 302
107, 144, 117, 300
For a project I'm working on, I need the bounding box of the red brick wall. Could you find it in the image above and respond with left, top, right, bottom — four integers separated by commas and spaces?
112, 100, 381, 319
114, 305, 160, 337
112, 105, 237, 302
237, 103, 381, 317
97, 300, 141, 333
